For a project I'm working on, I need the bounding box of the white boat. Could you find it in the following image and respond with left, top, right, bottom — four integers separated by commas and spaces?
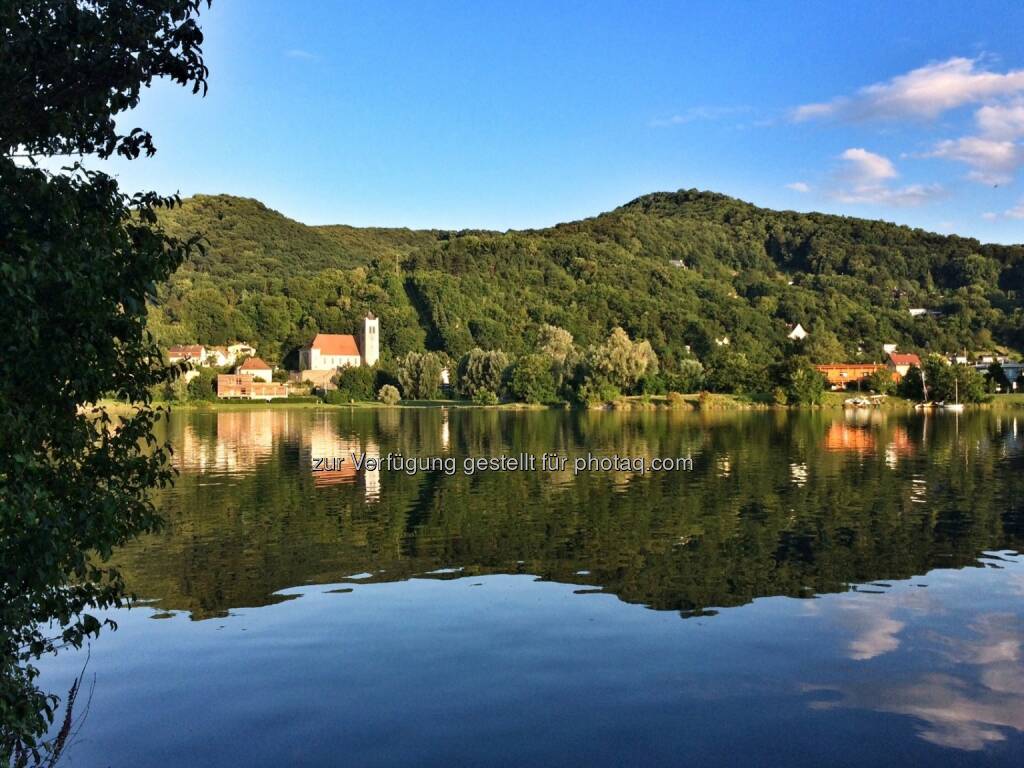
943, 378, 965, 412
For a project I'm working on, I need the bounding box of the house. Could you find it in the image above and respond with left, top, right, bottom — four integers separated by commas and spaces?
217, 374, 287, 400
976, 360, 1024, 391
237, 356, 272, 383
205, 346, 232, 367
882, 343, 898, 355
887, 352, 922, 379
168, 344, 206, 364
298, 313, 380, 373
1002, 361, 1024, 389
814, 363, 887, 390
228, 342, 256, 359
787, 323, 808, 341
168, 341, 259, 368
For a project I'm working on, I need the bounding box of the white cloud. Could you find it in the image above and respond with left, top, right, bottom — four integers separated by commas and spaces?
832, 183, 945, 207
785, 181, 810, 193
794, 57, 1024, 122
840, 147, 897, 183
925, 99, 1024, 185
828, 148, 944, 207
649, 106, 750, 127
927, 136, 1024, 185
975, 101, 1024, 139
285, 49, 317, 60
979, 201, 1024, 221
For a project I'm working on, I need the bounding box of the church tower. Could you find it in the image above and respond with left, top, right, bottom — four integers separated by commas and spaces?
361, 312, 379, 366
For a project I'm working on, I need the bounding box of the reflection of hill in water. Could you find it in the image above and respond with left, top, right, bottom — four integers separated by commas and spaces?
121, 409, 1024, 620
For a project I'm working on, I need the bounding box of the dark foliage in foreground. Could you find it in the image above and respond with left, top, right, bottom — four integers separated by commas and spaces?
0, 1, 209, 760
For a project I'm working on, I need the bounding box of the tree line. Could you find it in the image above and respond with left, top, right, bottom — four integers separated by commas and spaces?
149, 189, 1024, 400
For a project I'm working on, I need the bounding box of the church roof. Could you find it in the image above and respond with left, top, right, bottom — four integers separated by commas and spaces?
310, 333, 360, 356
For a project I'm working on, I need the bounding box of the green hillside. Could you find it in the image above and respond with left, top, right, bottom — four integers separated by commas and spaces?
151, 190, 1024, 378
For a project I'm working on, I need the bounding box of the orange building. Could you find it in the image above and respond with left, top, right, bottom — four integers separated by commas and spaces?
814, 363, 886, 390
216, 374, 288, 400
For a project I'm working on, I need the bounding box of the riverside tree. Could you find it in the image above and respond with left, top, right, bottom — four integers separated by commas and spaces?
396, 351, 445, 399
456, 348, 510, 400
0, 1, 210, 760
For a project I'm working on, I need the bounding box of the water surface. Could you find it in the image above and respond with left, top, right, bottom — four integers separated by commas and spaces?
39, 408, 1024, 766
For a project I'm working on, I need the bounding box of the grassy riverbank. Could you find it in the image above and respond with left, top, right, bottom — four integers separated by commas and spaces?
97, 391, 1024, 412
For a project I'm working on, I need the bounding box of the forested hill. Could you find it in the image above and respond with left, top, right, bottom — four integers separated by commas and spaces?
151, 191, 1024, 378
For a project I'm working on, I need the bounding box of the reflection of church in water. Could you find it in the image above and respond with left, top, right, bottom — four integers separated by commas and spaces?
306, 413, 380, 501
176, 411, 381, 502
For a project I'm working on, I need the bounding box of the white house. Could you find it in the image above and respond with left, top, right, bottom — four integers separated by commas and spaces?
787, 323, 808, 341
237, 356, 273, 383
168, 341, 258, 368
299, 313, 380, 371
228, 342, 256, 359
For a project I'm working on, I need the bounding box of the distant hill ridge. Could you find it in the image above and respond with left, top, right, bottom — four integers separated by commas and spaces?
151, 190, 1024, 374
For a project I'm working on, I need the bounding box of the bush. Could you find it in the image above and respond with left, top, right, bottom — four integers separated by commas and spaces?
377, 384, 401, 405
333, 365, 375, 401
779, 356, 825, 405
865, 367, 895, 395
575, 379, 621, 408
472, 388, 499, 405
664, 359, 704, 393
323, 389, 349, 405
508, 354, 558, 403
186, 367, 218, 401
666, 391, 690, 410
772, 386, 788, 405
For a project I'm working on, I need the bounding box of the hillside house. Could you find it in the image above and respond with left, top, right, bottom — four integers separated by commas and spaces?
238, 357, 272, 382
887, 352, 922, 378
787, 324, 808, 341
168, 342, 258, 368
228, 342, 256, 359
168, 344, 207, 364
205, 346, 232, 367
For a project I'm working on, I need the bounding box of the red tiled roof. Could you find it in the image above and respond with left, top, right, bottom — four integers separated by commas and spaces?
310, 333, 360, 356
168, 344, 204, 358
888, 353, 921, 366
239, 356, 271, 370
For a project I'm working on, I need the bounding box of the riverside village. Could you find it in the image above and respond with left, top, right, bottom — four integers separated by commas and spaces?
166, 312, 1024, 406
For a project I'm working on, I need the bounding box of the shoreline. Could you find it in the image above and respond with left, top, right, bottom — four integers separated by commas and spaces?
91, 392, 1024, 412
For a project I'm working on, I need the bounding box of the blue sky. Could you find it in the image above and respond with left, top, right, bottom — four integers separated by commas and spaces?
98, 0, 1024, 242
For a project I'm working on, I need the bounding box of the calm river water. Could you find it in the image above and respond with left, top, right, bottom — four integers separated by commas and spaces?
38, 408, 1024, 766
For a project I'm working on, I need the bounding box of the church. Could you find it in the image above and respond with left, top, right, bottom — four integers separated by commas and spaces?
297, 313, 379, 386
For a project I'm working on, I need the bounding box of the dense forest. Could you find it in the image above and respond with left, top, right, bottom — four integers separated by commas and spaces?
151, 190, 1024, 385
